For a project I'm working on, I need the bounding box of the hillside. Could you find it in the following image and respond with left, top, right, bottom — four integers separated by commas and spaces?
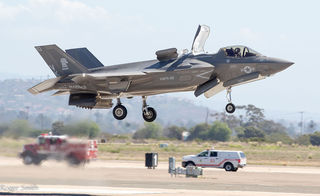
0, 79, 212, 133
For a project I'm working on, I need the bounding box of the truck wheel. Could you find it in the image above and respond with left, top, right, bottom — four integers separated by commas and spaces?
224, 163, 234, 171
67, 155, 81, 166
23, 154, 33, 165
33, 156, 42, 165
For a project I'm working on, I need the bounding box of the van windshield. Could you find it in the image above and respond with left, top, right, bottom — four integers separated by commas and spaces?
240, 152, 246, 158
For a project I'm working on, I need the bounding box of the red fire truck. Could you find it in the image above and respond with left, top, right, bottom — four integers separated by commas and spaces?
19, 133, 98, 165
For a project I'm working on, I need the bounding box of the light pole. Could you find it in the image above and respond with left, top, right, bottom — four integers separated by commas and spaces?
299, 111, 304, 135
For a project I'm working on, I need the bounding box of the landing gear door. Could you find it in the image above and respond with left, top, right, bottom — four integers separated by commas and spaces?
191, 25, 210, 55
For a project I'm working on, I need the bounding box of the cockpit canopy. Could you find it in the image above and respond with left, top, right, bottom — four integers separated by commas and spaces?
221, 45, 261, 58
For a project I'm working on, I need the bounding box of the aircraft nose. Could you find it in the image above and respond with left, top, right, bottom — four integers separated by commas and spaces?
278, 59, 294, 70
268, 58, 294, 73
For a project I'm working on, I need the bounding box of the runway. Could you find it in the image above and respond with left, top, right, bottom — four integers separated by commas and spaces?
0, 156, 319, 196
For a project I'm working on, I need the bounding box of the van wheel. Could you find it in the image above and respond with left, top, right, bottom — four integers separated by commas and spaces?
224, 163, 234, 171
186, 162, 195, 167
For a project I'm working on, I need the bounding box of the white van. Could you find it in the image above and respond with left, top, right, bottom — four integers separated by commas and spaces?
182, 149, 246, 171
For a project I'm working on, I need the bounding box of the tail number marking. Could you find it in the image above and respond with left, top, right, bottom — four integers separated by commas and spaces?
60, 58, 69, 71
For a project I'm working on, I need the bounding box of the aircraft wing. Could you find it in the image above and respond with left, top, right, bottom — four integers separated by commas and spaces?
51, 90, 99, 96
29, 71, 145, 96
191, 25, 210, 55
68, 71, 146, 94
76, 71, 146, 78
69, 71, 146, 82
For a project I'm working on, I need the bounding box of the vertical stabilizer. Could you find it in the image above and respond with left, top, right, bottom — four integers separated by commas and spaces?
35, 44, 88, 76
66, 47, 104, 69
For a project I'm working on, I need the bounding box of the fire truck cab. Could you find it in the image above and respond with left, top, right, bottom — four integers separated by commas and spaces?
20, 133, 98, 166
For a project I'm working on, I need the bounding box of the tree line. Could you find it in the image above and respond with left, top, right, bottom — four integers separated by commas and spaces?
132, 105, 320, 146
0, 119, 100, 139
1, 104, 320, 146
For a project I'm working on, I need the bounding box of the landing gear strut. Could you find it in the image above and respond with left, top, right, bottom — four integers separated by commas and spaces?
142, 96, 157, 122
225, 87, 236, 114
112, 98, 127, 120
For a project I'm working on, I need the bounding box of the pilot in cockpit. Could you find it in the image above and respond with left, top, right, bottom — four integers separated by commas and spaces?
234, 48, 241, 57
225, 46, 261, 58
225, 48, 235, 57
225, 47, 241, 58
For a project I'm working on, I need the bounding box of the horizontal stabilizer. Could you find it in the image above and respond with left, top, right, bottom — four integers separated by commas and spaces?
28, 77, 61, 95
66, 48, 104, 69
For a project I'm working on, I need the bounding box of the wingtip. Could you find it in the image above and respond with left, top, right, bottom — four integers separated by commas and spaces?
27, 87, 39, 95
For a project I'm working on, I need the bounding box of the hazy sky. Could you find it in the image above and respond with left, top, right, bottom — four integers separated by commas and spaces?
0, 0, 320, 120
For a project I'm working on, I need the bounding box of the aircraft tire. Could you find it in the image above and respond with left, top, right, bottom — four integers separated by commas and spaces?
225, 103, 236, 113
113, 105, 127, 120
142, 107, 157, 122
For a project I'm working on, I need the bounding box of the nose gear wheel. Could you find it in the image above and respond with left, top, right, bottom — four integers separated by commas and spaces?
225, 87, 236, 114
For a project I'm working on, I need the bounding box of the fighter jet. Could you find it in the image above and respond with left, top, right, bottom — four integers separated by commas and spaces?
29, 25, 293, 122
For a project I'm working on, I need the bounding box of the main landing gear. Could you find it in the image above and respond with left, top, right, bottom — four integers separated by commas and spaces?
112, 96, 157, 122
225, 87, 236, 114
112, 98, 127, 120
142, 96, 157, 122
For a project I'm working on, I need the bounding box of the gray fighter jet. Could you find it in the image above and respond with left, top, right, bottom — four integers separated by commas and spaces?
29, 25, 293, 122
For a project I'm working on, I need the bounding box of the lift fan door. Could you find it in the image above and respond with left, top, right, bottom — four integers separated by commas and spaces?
191, 25, 210, 55
155, 48, 178, 61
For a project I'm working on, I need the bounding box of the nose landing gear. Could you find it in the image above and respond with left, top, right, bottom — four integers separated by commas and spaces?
142, 96, 157, 122
225, 87, 236, 114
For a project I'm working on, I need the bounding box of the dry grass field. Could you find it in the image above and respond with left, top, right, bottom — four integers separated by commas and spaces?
97, 141, 320, 166
1, 137, 320, 166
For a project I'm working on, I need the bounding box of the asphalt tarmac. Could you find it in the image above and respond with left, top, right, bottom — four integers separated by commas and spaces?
0, 156, 319, 196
